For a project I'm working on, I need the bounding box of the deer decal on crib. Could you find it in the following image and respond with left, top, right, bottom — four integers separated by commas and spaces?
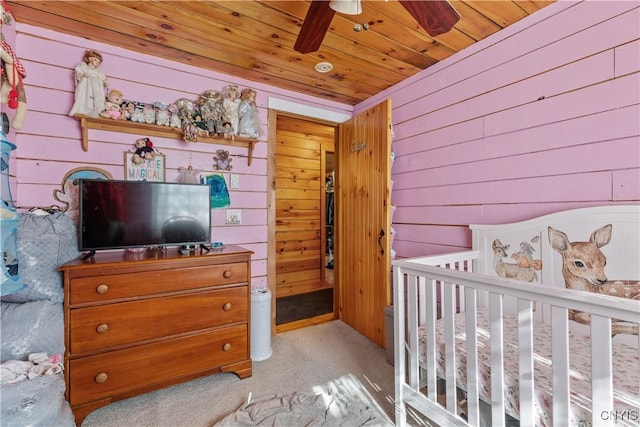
548, 224, 640, 336
492, 239, 540, 282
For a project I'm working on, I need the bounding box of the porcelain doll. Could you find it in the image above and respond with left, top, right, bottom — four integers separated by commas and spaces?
99, 89, 123, 119
197, 90, 225, 136
237, 88, 262, 138
175, 98, 199, 142
69, 49, 108, 117
0, 3, 27, 130
221, 84, 240, 135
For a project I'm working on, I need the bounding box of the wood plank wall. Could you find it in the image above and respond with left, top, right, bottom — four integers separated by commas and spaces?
275, 116, 336, 298
356, 1, 640, 260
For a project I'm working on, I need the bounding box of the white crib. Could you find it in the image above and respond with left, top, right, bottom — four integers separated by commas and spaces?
392, 205, 640, 427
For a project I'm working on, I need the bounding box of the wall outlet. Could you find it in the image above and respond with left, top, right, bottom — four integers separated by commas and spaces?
226, 209, 242, 225
230, 174, 240, 189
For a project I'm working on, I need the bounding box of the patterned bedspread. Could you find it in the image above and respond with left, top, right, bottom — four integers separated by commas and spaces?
419, 309, 640, 426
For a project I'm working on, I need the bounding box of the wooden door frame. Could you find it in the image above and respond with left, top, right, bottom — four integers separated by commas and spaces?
267, 109, 339, 334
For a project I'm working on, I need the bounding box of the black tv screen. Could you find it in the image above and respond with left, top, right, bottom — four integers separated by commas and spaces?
79, 179, 211, 251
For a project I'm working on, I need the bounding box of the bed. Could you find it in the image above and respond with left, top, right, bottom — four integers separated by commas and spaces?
392, 205, 640, 427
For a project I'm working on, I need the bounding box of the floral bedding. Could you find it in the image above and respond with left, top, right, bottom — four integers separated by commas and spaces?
418, 309, 640, 427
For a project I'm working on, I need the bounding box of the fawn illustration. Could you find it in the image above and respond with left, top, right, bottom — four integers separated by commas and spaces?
492, 239, 538, 282
548, 224, 640, 336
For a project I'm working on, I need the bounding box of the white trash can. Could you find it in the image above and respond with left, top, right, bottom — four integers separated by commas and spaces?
250, 288, 272, 361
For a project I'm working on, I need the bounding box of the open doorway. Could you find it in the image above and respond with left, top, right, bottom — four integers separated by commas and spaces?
270, 113, 337, 331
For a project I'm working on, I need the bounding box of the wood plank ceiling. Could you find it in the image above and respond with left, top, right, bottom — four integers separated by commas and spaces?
6, 0, 555, 106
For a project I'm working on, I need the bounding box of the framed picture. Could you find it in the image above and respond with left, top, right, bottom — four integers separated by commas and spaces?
124, 152, 165, 182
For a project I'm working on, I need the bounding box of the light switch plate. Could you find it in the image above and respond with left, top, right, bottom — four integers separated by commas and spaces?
230, 174, 240, 189
226, 209, 242, 225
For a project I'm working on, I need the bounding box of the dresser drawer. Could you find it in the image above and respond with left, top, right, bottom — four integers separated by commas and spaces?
68, 324, 247, 405
69, 263, 248, 304
69, 287, 247, 354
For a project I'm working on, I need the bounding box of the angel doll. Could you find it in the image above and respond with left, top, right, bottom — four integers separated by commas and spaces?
237, 88, 262, 138
69, 50, 108, 117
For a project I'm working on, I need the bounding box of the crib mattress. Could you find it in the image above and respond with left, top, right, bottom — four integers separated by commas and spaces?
418, 309, 640, 426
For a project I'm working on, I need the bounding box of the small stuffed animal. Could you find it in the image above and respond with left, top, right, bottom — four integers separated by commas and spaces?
130, 105, 145, 123
143, 104, 156, 124
155, 102, 170, 126
132, 137, 155, 164
168, 103, 181, 128
213, 149, 233, 171
99, 89, 123, 120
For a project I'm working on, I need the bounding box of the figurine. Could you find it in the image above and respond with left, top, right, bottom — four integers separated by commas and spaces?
168, 103, 181, 128
237, 88, 262, 138
222, 84, 240, 135
68, 49, 108, 118
99, 89, 123, 119
155, 102, 170, 126
121, 101, 136, 121
0, 3, 27, 130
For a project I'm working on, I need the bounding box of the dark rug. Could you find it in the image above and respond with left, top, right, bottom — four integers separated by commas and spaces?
276, 289, 334, 325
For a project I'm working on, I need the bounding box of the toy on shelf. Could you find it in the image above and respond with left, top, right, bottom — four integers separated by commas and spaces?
68, 49, 107, 118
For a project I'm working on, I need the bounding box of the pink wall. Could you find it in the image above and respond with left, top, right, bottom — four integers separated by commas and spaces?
357, 1, 640, 258
4, 23, 352, 289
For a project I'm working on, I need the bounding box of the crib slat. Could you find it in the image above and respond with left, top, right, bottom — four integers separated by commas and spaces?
490, 293, 506, 427
407, 274, 420, 389
426, 278, 438, 401
591, 314, 613, 426
393, 265, 407, 426
444, 280, 458, 414
551, 306, 570, 426
518, 299, 535, 427
465, 289, 480, 426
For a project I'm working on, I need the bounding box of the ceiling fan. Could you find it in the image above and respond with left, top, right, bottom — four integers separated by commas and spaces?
294, 0, 461, 54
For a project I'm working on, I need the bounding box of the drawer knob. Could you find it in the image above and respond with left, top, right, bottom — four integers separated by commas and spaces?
95, 372, 108, 383
222, 343, 232, 352
96, 323, 109, 334
96, 284, 109, 294
223, 270, 232, 279
223, 302, 232, 311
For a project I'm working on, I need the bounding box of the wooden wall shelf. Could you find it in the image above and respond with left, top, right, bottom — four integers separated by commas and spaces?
74, 115, 259, 165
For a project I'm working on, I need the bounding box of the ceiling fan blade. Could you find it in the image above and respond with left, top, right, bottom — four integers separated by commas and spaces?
294, 1, 336, 54
398, 0, 460, 37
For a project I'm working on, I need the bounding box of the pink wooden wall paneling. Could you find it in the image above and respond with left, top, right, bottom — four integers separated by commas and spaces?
9, 22, 351, 290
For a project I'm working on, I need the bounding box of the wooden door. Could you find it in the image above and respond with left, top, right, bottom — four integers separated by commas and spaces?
335, 100, 393, 347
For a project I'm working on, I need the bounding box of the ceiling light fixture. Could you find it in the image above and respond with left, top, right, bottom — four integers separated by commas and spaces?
329, 0, 362, 15
315, 62, 334, 73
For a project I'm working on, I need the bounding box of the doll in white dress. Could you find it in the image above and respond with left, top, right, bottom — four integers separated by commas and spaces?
237, 88, 262, 138
69, 50, 108, 117
221, 84, 240, 135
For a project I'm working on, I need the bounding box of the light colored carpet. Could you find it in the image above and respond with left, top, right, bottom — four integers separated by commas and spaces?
80, 320, 396, 427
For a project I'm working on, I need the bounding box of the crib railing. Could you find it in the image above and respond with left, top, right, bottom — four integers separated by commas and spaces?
392, 252, 640, 427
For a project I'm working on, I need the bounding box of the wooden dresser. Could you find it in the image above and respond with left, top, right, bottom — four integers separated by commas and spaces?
59, 246, 253, 424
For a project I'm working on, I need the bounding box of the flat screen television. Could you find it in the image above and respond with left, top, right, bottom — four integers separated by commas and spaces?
79, 179, 211, 253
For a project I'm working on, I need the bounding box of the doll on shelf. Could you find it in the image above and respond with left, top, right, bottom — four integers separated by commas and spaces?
0, 2, 27, 130
237, 88, 262, 139
99, 89, 124, 120
69, 50, 108, 117
222, 84, 240, 135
